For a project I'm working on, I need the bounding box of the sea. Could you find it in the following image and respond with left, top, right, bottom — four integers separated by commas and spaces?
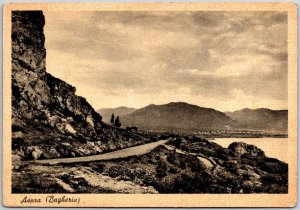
211, 138, 288, 163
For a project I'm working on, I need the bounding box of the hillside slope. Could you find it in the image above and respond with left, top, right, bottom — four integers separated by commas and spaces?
11, 11, 149, 163
122, 102, 235, 132
97, 107, 136, 123
225, 108, 288, 131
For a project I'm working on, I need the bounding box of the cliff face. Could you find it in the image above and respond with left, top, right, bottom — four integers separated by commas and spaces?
11, 11, 148, 162
12, 11, 50, 124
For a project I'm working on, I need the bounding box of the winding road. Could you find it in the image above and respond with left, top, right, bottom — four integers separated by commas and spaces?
31, 139, 170, 165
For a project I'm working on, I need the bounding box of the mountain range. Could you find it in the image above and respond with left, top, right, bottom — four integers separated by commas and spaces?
98, 103, 288, 132
225, 108, 288, 131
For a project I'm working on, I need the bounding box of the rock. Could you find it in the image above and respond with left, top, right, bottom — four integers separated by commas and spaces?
31, 147, 43, 160
86, 115, 94, 128
12, 131, 24, 139
19, 100, 28, 114
56, 123, 65, 133
248, 170, 261, 179
43, 147, 61, 159
16, 149, 25, 157
241, 180, 254, 192
54, 178, 75, 193
61, 142, 71, 147
12, 117, 25, 129
67, 116, 74, 123
74, 174, 85, 179
87, 141, 95, 146
48, 115, 60, 127
228, 142, 265, 157
12, 154, 22, 169
55, 122, 76, 135
65, 123, 76, 134
252, 180, 262, 188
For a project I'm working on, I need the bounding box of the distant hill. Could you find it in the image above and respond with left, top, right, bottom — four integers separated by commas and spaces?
99, 104, 288, 132
97, 107, 137, 123
121, 102, 235, 132
225, 108, 288, 131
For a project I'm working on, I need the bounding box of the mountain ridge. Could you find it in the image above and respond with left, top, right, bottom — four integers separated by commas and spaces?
97, 106, 137, 122
121, 102, 235, 132
100, 103, 288, 132
225, 108, 288, 131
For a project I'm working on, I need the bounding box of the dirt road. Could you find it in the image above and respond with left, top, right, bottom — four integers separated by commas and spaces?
32, 139, 170, 165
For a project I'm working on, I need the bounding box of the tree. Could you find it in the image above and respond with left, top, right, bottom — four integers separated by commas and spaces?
114, 116, 122, 127
110, 113, 115, 124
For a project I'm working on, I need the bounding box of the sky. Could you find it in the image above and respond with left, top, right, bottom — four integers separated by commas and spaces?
44, 11, 288, 112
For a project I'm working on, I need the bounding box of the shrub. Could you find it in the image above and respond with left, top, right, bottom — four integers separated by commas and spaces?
257, 160, 288, 174
174, 171, 213, 193
171, 137, 182, 148
156, 160, 168, 178
169, 166, 178, 174
107, 165, 134, 179
12, 137, 25, 150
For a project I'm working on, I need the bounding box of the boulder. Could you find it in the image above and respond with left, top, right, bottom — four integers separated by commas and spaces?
31, 147, 43, 160
42, 147, 61, 159
86, 115, 94, 128
12, 154, 22, 170
228, 142, 265, 157
65, 123, 76, 134
12, 131, 24, 139
48, 115, 60, 127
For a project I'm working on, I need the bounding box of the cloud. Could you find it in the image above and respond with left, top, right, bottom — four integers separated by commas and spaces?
44, 11, 287, 111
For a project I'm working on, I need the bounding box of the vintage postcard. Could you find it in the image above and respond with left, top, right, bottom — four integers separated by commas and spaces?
2, 2, 297, 207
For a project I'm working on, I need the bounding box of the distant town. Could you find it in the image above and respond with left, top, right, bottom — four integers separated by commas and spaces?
138, 129, 288, 139
193, 129, 288, 138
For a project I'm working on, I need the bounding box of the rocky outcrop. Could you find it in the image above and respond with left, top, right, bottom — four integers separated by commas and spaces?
228, 142, 265, 157
11, 133, 288, 194
84, 137, 287, 194
11, 11, 149, 161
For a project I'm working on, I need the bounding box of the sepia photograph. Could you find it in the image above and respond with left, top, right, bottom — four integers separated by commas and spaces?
2, 2, 297, 207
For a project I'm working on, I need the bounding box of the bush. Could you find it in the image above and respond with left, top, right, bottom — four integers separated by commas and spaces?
156, 160, 168, 178
257, 160, 288, 174
169, 166, 178, 174
171, 137, 182, 148
174, 171, 213, 193
12, 137, 25, 150
90, 163, 105, 173
185, 155, 206, 173
107, 165, 134, 179
166, 153, 176, 164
